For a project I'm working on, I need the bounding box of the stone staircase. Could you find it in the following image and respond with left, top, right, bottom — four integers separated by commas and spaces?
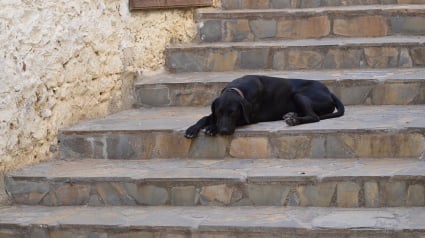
2, 1, 425, 237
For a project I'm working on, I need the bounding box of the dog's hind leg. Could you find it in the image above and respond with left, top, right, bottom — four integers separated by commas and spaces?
284, 94, 320, 126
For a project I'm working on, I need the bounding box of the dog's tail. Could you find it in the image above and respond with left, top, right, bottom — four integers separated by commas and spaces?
319, 93, 345, 120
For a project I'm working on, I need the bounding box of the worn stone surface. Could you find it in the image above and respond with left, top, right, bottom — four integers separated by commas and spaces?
1, 206, 425, 236
334, 16, 388, 37
297, 182, 336, 206
365, 181, 380, 208
167, 37, 425, 72
136, 69, 425, 106
337, 182, 361, 208
229, 137, 271, 158
58, 105, 425, 159
6, 158, 425, 207
407, 184, 425, 207
277, 16, 330, 39
171, 186, 197, 206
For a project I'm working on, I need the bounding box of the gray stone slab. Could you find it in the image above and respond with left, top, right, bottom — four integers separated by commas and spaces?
60, 105, 425, 133
0, 206, 425, 234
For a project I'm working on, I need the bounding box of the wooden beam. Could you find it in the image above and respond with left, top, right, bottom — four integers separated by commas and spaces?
129, 0, 213, 10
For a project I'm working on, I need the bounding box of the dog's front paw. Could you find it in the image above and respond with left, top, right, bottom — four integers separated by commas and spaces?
283, 112, 300, 126
205, 125, 218, 136
185, 126, 200, 139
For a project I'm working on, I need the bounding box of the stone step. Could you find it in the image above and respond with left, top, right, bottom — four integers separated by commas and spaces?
135, 68, 425, 107
197, 5, 425, 42
221, 0, 425, 9
6, 158, 425, 207
1, 205, 425, 237
166, 36, 425, 72
59, 105, 425, 160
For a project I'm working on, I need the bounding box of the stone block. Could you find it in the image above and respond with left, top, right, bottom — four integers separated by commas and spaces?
59, 136, 95, 159
49, 230, 108, 238
229, 137, 271, 158
171, 186, 197, 206
300, 0, 321, 7
337, 182, 360, 207
391, 16, 425, 35
189, 136, 229, 158
407, 184, 425, 206
399, 48, 413, 68
250, 19, 277, 39
372, 83, 421, 105
277, 16, 330, 39
398, 0, 425, 2
95, 182, 136, 206
272, 50, 286, 70
341, 133, 425, 158
271, 135, 311, 159
271, 0, 295, 8
381, 181, 406, 207
199, 20, 222, 42
410, 47, 425, 66
239, 49, 270, 70
207, 51, 238, 71
297, 182, 336, 206
364, 181, 380, 208
287, 49, 324, 70
224, 20, 253, 42
221, 0, 241, 9
241, 0, 270, 8
166, 51, 208, 72
337, 84, 373, 105
247, 184, 290, 205
110, 232, 155, 238
364, 47, 399, 68
54, 183, 90, 206
200, 184, 235, 205
136, 86, 170, 106
323, 49, 362, 69
153, 133, 191, 158
334, 16, 388, 37
136, 185, 169, 205
5, 179, 50, 205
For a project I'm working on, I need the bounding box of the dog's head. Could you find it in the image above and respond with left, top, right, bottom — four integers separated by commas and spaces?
212, 88, 252, 135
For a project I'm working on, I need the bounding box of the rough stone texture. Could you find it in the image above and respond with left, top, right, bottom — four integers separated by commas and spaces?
0, 0, 196, 203
6, 158, 425, 207
58, 105, 425, 159
365, 181, 379, 208
337, 182, 361, 208
334, 16, 388, 37
229, 137, 271, 158
136, 69, 425, 106
1, 206, 425, 237
277, 16, 330, 39
407, 185, 425, 207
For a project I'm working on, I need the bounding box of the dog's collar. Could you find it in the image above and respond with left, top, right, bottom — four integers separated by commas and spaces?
224, 87, 245, 100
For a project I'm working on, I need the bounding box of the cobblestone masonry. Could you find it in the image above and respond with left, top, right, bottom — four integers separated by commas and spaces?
58, 105, 425, 160
5, 159, 425, 207
197, 6, 425, 42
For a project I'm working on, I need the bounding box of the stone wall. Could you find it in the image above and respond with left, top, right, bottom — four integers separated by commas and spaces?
0, 0, 198, 203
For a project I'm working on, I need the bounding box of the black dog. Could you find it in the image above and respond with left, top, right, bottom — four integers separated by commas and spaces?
184, 75, 344, 138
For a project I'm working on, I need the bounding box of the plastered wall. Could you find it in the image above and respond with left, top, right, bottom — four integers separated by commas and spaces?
0, 0, 197, 203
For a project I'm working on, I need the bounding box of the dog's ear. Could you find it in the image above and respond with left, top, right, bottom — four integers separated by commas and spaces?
239, 99, 252, 124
